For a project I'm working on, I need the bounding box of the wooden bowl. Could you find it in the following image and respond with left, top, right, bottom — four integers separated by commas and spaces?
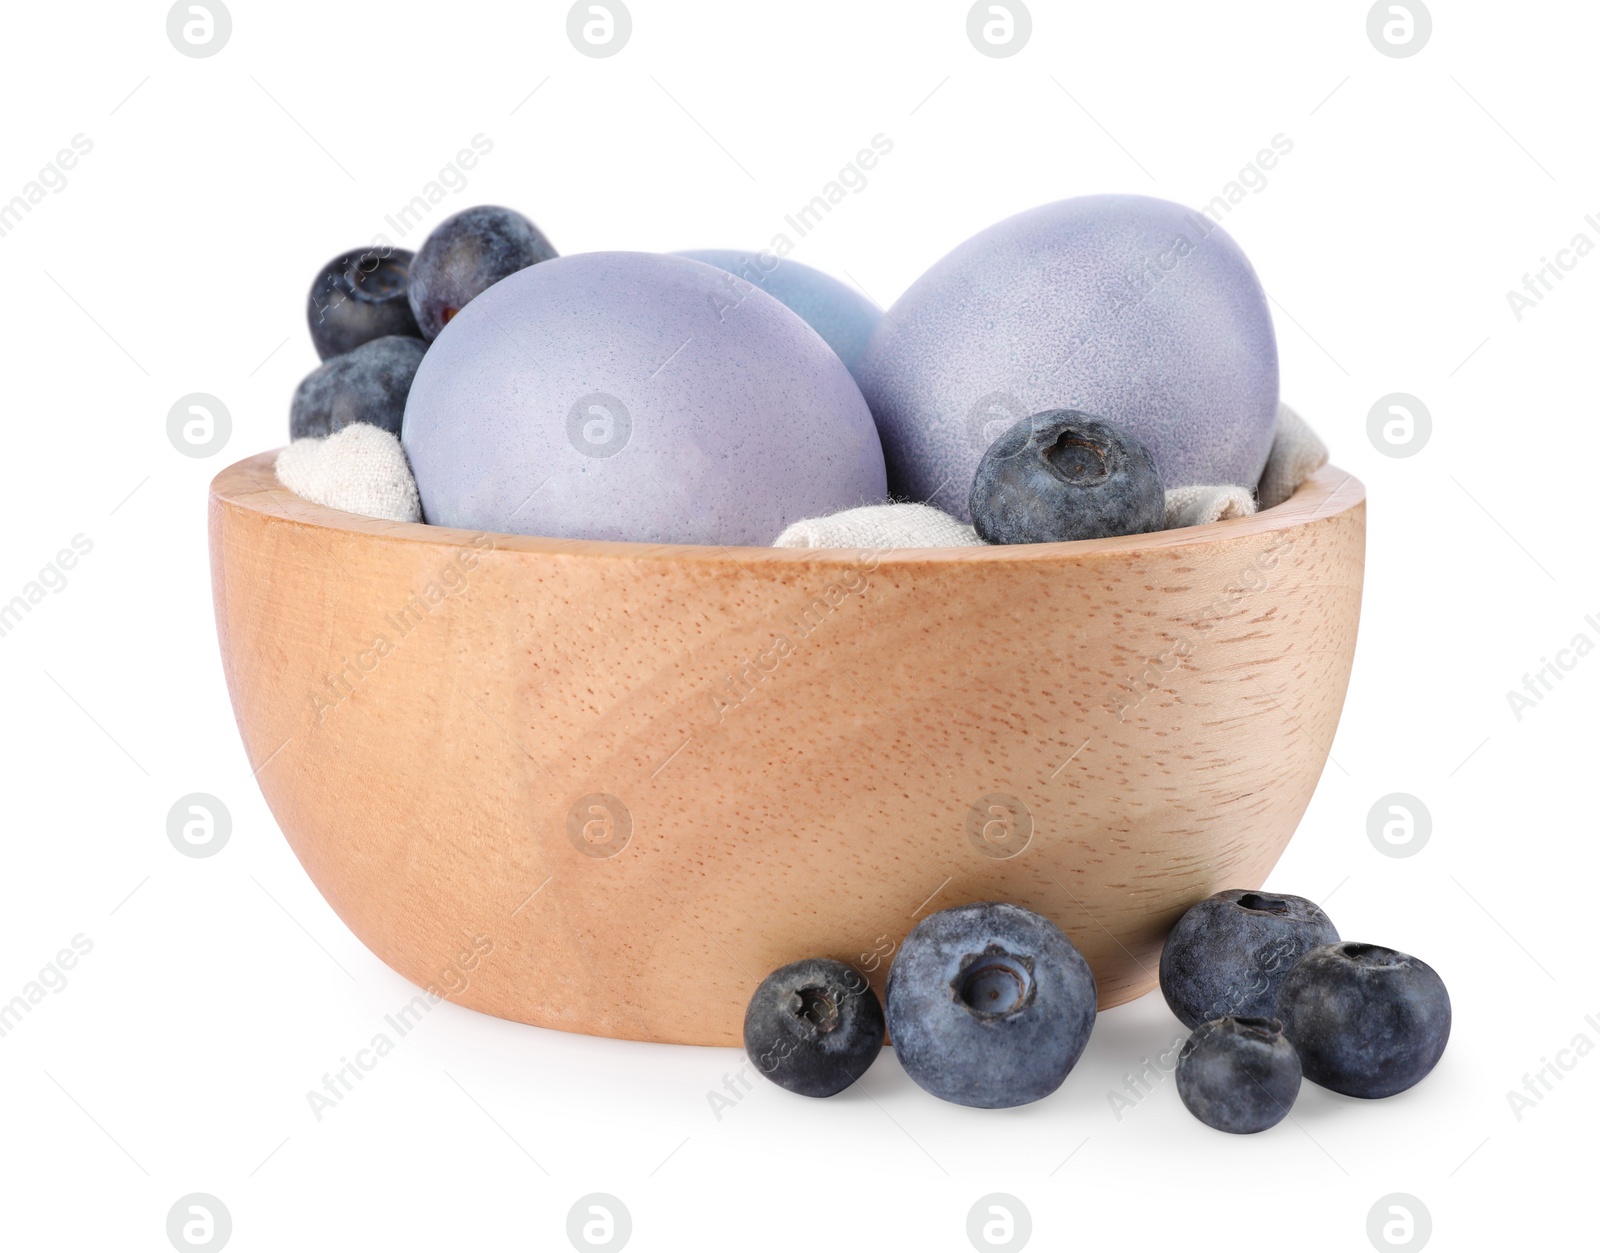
210, 455, 1364, 1045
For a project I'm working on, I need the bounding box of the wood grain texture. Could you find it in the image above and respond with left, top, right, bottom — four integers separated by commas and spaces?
209, 455, 1365, 1045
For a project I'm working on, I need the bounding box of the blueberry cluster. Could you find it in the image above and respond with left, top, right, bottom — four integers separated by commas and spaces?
744, 902, 1098, 1109
747, 892, 1450, 1125
1161, 890, 1451, 1133
290, 206, 555, 440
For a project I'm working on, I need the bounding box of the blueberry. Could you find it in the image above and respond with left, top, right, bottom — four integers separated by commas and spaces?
885, 902, 1096, 1108
1275, 942, 1451, 1099
968, 410, 1166, 544
290, 335, 426, 440
307, 247, 423, 360
1160, 889, 1340, 1029
1176, 1016, 1301, 1134
743, 958, 884, 1097
408, 205, 557, 340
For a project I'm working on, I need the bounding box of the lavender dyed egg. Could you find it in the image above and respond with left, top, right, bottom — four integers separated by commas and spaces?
857, 195, 1279, 520
673, 250, 882, 385
402, 252, 887, 545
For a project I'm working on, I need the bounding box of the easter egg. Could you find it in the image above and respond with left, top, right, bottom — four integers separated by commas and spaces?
674, 250, 882, 385
402, 251, 887, 545
856, 195, 1279, 520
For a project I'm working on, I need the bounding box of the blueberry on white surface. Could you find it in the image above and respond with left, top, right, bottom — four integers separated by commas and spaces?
408, 205, 557, 340
1160, 889, 1340, 1029
885, 902, 1096, 1108
968, 411, 1165, 544
307, 247, 422, 359
1275, 942, 1451, 1099
743, 958, 884, 1097
290, 335, 426, 440
1176, 1015, 1301, 1134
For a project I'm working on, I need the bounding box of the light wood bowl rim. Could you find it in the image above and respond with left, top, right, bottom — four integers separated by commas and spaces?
213, 453, 1365, 561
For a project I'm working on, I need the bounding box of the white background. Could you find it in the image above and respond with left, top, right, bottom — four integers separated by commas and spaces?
1, 1, 1594, 1250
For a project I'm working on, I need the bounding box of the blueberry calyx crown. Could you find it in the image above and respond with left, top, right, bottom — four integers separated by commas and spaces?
1334, 941, 1407, 969
950, 945, 1037, 1020
1179, 1015, 1288, 1065
1234, 892, 1290, 915
340, 256, 409, 304
1041, 429, 1110, 483
790, 985, 841, 1035
1232, 1015, 1285, 1044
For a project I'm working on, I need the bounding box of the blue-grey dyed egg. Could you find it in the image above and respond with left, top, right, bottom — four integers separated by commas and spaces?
857, 195, 1279, 519
673, 250, 882, 385
402, 251, 887, 545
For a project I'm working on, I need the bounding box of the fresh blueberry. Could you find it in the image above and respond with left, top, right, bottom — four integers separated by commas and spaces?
885, 901, 1096, 1108
1176, 1015, 1301, 1134
290, 335, 426, 440
408, 205, 557, 340
1275, 942, 1451, 1099
1160, 889, 1340, 1029
307, 247, 422, 360
743, 958, 884, 1097
968, 410, 1166, 544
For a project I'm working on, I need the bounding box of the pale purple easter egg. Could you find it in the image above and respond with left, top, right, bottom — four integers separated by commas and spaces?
402, 252, 887, 545
857, 195, 1280, 520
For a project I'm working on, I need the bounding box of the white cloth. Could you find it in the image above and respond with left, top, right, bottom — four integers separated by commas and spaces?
1164, 483, 1257, 528
1257, 402, 1328, 510
275, 423, 422, 523
773, 502, 981, 549
773, 487, 1257, 546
